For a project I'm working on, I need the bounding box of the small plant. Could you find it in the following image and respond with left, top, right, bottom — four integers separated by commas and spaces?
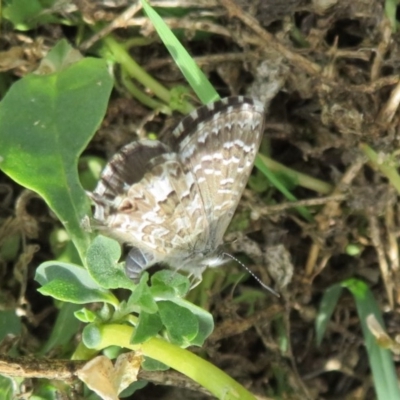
0, 2, 268, 399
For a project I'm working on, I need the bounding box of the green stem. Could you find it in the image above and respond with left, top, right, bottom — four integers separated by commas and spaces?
256, 155, 312, 221
102, 36, 193, 115
103, 35, 170, 104
120, 68, 170, 114
360, 143, 400, 195
88, 324, 260, 400
257, 153, 333, 195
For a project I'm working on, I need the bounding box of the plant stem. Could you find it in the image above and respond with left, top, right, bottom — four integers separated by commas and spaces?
360, 143, 400, 195
91, 324, 261, 400
257, 153, 333, 194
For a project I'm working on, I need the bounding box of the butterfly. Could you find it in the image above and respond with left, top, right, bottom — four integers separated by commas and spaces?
89, 96, 265, 282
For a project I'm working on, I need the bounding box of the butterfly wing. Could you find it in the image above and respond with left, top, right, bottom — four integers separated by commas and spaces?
169, 96, 265, 249
90, 140, 208, 276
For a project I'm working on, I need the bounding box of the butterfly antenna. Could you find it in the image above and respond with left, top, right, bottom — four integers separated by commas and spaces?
223, 252, 280, 297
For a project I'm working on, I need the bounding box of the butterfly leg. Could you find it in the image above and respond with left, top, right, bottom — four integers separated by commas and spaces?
189, 275, 203, 290
185, 268, 205, 290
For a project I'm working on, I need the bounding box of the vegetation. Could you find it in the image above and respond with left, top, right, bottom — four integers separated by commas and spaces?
0, 0, 400, 399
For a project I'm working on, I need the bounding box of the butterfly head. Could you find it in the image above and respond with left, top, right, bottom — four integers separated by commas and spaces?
179, 246, 227, 274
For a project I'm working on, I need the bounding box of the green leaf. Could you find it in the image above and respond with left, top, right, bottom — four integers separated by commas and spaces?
141, 356, 169, 371
169, 298, 214, 346
39, 302, 81, 355
317, 278, 400, 400
97, 303, 115, 322
150, 269, 190, 297
120, 381, 149, 397
37, 39, 83, 73
3, 0, 58, 31
0, 51, 113, 261
247, 170, 270, 193
140, 0, 218, 105
0, 310, 22, 342
128, 274, 158, 314
82, 323, 103, 349
385, 0, 398, 32
131, 311, 163, 344
315, 283, 343, 345
255, 154, 313, 222
49, 227, 81, 264
158, 301, 198, 346
79, 155, 105, 192
86, 236, 135, 290
31, 380, 62, 399
0, 375, 15, 400
74, 307, 98, 323
342, 279, 400, 400
35, 261, 118, 305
